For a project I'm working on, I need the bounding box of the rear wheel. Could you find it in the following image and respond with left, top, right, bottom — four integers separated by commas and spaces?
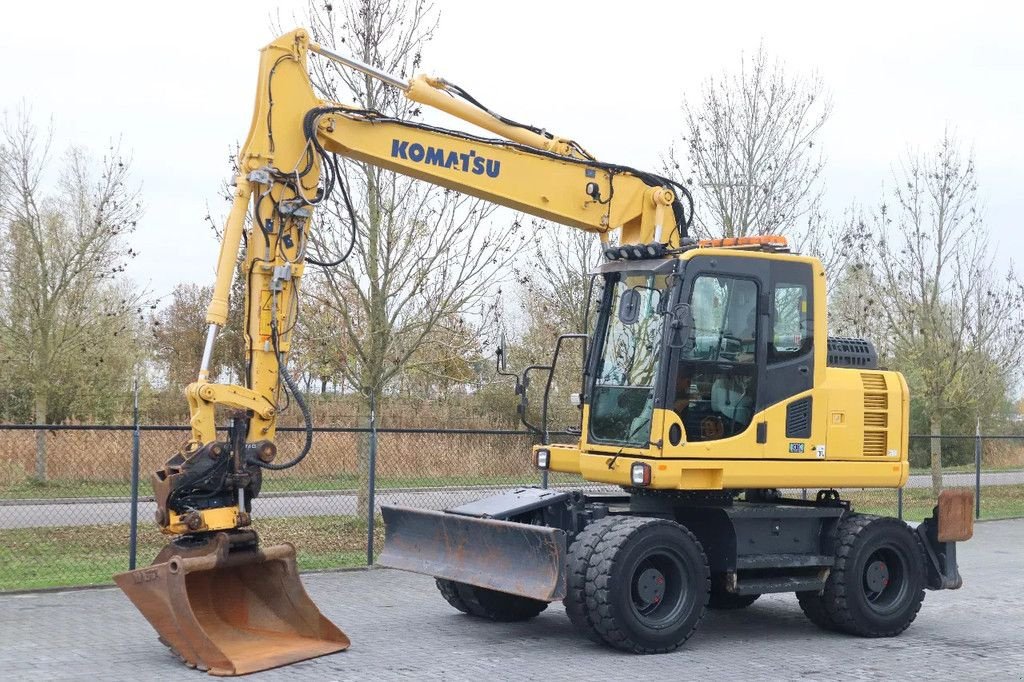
802, 514, 925, 637
435, 578, 548, 621
796, 590, 838, 631
585, 517, 709, 653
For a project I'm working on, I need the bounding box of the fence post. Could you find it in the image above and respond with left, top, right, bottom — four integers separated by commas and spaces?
128, 379, 141, 570
974, 418, 982, 520
366, 395, 378, 566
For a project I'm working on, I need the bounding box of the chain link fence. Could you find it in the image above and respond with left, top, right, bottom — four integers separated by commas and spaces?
1, 424, 1021, 591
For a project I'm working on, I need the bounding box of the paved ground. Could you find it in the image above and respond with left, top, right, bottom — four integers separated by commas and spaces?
2, 471, 1020, 529
1, 518, 1021, 680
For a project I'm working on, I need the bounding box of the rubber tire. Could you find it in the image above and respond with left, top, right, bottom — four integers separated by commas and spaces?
585, 517, 710, 653
796, 590, 838, 631
435, 579, 548, 621
436, 578, 472, 614
708, 590, 760, 610
802, 514, 926, 637
563, 517, 621, 643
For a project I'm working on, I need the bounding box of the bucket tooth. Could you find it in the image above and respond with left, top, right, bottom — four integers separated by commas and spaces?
115, 533, 349, 676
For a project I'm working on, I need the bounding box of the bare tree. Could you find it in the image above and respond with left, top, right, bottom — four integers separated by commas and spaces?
868, 131, 1024, 494
666, 46, 856, 277
152, 284, 227, 390
0, 108, 148, 478
507, 221, 604, 430
516, 220, 603, 346
293, 0, 524, 513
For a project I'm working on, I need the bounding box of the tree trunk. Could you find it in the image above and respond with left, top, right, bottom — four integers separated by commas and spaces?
929, 414, 943, 496
34, 393, 47, 482
355, 393, 379, 520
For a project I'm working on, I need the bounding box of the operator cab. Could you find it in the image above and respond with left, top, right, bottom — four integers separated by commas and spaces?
587, 239, 816, 450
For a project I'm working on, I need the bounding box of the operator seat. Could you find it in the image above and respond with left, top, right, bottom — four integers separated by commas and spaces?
710, 377, 753, 432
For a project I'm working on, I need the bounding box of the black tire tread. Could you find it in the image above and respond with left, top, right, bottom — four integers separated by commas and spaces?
563, 516, 621, 643
453, 581, 549, 622
435, 577, 472, 614
585, 516, 710, 654
796, 590, 837, 631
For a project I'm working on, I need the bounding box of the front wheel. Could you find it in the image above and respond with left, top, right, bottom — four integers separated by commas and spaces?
435, 578, 548, 622
585, 517, 709, 653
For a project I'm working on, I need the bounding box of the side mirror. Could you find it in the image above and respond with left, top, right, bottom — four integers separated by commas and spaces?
618, 289, 642, 325
668, 303, 694, 350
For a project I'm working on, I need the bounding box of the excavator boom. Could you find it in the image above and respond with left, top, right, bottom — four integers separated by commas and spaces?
117, 28, 690, 675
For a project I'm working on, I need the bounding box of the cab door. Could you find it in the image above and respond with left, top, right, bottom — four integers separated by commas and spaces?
660, 254, 768, 457
760, 259, 820, 458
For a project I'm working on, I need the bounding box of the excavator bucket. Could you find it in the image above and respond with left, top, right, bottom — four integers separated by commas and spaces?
114, 533, 349, 676
378, 505, 567, 601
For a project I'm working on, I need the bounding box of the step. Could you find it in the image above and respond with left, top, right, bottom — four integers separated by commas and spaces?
735, 553, 834, 570
734, 574, 827, 595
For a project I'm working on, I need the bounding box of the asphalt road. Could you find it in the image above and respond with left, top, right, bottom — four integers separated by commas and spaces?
1, 518, 1021, 680
0, 471, 1019, 529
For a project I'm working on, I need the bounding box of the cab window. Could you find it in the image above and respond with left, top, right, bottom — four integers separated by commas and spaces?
770, 282, 811, 363
671, 275, 758, 442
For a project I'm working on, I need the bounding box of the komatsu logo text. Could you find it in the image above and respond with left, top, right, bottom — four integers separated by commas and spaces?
391, 139, 501, 178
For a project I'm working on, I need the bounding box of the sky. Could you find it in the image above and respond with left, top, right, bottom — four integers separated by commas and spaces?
1, 0, 1021, 302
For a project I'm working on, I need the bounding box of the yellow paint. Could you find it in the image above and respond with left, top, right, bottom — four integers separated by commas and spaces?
164, 506, 241, 536
173, 29, 914, 539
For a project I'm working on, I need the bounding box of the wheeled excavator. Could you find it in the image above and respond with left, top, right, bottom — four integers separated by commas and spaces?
115, 29, 974, 675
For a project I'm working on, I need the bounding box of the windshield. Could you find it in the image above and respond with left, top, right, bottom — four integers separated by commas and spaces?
589, 272, 667, 447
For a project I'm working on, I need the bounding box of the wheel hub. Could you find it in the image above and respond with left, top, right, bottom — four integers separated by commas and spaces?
635, 567, 666, 606
865, 559, 890, 593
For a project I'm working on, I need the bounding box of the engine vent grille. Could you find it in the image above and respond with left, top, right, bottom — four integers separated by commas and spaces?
861, 372, 889, 456
864, 412, 888, 428
864, 431, 887, 457
786, 397, 812, 439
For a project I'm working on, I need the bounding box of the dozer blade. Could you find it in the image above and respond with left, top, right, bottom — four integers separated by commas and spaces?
378, 505, 567, 601
114, 533, 349, 676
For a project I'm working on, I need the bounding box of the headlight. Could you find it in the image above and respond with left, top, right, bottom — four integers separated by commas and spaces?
630, 462, 651, 486
535, 448, 550, 469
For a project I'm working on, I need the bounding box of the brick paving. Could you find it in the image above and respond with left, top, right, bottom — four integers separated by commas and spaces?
2, 518, 1022, 680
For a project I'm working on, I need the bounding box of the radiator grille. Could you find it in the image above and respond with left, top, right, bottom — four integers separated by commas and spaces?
861, 372, 889, 456
864, 394, 888, 411
861, 373, 887, 391
864, 431, 887, 456
864, 412, 888, 428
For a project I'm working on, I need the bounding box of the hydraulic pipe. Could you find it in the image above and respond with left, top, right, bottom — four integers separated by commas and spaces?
309, 43, 410, 91
205, 176, 253, 326
309, 43, 581, 158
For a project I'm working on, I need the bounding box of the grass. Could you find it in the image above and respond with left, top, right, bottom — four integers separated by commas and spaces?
844, 484, 1024, 522
2, 485, 1021, 592
0, 474, 536, 500
0, 515, 381, 591
908, 464, 1023, 474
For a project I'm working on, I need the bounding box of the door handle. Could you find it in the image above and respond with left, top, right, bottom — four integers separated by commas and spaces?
798, 365, 809, 375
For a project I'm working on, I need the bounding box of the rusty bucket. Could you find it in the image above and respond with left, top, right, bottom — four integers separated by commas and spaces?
114, 533, 349, 676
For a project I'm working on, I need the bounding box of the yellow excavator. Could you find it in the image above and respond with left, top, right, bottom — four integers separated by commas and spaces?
115, 28, 974, 675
